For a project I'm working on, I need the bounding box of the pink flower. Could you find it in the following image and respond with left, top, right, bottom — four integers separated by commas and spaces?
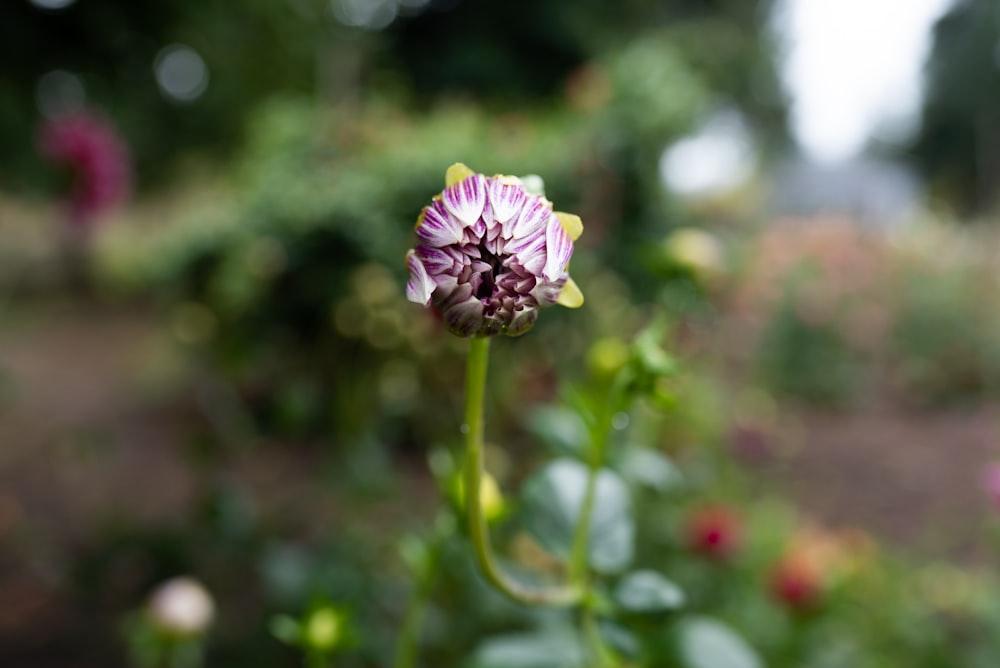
406, 163, 583, 337
981, 462, 1000, 509
38, 111, 132, 227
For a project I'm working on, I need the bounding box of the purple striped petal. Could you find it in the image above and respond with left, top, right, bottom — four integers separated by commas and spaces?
416, 202, 464, 247
504, 224, 544, 255
508, 196, 550, 239
441, 282, 473, 308
463, 218, 487, 244
486, 236, 505, 255
543, 214, 573, 281
405, 250, 435, 305
507, 306, 537, 336
487, 177, 527, 224
486, 216, 504, 242
519, 235, 547, 276
442, 173, 487, 227
415, 244, 458, 276
531, 278, 566, 306
443, 297, 485, 336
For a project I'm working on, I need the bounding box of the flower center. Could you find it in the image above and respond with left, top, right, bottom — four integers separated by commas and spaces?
475, 241, 506, 300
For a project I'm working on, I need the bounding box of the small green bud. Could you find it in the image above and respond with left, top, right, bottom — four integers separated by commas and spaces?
456, 471, 505, 522
587, 337, 630, 378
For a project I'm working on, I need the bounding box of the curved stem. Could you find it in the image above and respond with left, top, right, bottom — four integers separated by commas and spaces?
464, 337, 581, 607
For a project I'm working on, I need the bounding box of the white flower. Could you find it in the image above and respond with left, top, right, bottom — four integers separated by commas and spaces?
147, 576, 215, 637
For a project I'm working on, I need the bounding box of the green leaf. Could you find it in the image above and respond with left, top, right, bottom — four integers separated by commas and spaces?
618, 446, 683, 492
597, 621, 641, 659
469, 630, 584, 668
526, 406, 589, 457
269, 614, 302, 645
520, 459, 634, 574
615, 570, 685, 613
677, 617, 763, 668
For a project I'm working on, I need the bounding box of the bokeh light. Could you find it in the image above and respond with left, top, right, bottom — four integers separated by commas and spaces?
660, 110, 755, 197
36, 70, 85, 118
331, 0, 398, 30
28, 0, 77, 10
153, 44, 209, 102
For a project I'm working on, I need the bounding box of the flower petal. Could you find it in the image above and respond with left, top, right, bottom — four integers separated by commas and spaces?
416, 202, 464, 247
443, 297, 485, 337
446, 162, 475, 187
405, 250, 435, 306
504, 226, 544, 255
544, 214, 573, 281
487, 176, 527, 224
509, 196, 550, 239
531, 278, 565, 306
463, 218, 487, 245
506, 306, 538, 336
508, 233, 547, 276
415, 244, 458, 276
442, 173, 487, 227
555, 212, 583, 241
555, 276, 584, 308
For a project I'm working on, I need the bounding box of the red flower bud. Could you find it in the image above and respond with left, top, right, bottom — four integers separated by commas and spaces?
769, 554, 823, 612
684, 506, 743, 560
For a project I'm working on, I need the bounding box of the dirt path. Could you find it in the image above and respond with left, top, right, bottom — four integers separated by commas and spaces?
752, 406, 1000, 561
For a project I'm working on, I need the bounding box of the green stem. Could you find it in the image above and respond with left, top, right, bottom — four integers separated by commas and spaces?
393, 590, 426, 668
568, 371, 630, 585
464, 337, 581, 607
393, 531, 442, 668
582, 607, 617, 668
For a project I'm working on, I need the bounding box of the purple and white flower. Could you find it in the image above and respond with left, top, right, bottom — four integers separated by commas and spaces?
406, 163, 583, 337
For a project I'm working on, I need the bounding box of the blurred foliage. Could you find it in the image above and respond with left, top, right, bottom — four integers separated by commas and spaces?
756, 296, 865, 406
912, 0, 1000, 215
887, 226, 1000, 404
726, 218, 1000, 406
50, 316, 1000, 668
90, 29, 714, 442
0, 0, 784, 194
11, 1, 1000, 666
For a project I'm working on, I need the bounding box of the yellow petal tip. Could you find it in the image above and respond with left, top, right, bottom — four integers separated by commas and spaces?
445, 163, 475, 187
555, 212, 584, 241
556, 277, 584, 308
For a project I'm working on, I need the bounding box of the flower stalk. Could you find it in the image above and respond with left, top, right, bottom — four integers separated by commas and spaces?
568, 369, 631, 585
393, 527, 444, 668
463, 337, 581, 607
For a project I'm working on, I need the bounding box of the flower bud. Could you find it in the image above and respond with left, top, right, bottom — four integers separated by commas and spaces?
684, 506, 743, 561
768, 555, 823, 612
664, 227, 724, 280
406, 164, 583, 337
456, 470, 506, 522
587, 337, 630, 378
